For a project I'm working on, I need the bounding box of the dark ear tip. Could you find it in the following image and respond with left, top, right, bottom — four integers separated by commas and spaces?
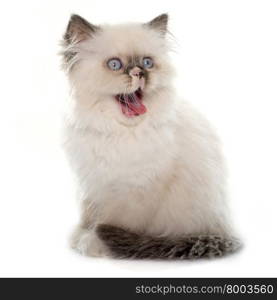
160, 13, 169, 19
69, 14, 82, 23
156, 13, 169, 22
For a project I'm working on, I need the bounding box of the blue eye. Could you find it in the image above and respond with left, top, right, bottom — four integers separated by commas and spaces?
107, 58, 122, 70
143, 57, 153, 68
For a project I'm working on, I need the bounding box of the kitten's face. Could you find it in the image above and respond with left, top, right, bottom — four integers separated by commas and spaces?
62, 14, 173, 122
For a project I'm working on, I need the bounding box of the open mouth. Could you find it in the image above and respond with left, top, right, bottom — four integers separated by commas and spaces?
115, 88, 147, 117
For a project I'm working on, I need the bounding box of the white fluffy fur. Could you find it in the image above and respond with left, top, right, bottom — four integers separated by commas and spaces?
63, 18, 234, 257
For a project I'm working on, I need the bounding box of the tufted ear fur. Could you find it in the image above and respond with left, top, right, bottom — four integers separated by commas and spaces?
63, 14, 99, 45
61, 14, 100, 71
146, 14, 168, 35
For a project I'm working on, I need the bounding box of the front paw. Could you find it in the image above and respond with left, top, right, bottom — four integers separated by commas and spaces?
70, 226, 110, 257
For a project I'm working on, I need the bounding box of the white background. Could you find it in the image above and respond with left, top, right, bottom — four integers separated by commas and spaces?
0, 0, 276, 277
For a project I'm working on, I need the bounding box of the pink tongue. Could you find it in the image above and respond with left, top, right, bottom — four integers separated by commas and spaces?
120, 95, 147, 117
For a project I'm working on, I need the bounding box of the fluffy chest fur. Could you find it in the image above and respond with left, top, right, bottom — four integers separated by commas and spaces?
64, 105, 179, 232
64, 86, 178, 189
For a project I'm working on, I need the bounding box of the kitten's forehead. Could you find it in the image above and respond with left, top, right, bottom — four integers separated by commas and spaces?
89, 23, 168, 57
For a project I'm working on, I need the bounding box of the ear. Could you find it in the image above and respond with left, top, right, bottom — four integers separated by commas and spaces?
61, 15, 99, 71
63, 14, 99, 44
146, 14, 168, 35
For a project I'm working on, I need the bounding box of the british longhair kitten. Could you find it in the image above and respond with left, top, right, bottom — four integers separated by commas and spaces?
61, 14, 240, 259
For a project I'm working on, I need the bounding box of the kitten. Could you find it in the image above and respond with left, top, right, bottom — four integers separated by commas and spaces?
61, 14, 241, 259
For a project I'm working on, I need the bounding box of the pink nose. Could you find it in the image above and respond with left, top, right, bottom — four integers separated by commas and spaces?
129, 67, 144, 78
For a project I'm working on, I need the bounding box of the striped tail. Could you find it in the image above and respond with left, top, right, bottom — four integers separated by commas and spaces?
96, 224, 241, 259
